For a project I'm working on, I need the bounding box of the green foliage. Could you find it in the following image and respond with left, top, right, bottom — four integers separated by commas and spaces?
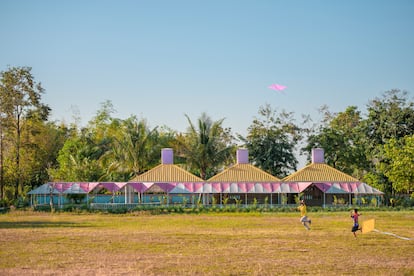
3, 65, 414, 208
211, 196, 217, 207
102, 114, 168, 181
281, 194, 287, 205
241, 104, 300, 178
0, 66, 51, 199
303, 90, 414, 200
304, 106, 367, 176
294, 193, 304, 204
364, 90, 414, 195
173, 112, 236, 180
49, 137, 104, 181
49, 102, 171, 182
235, 198, 243, 208
252, 197, 258, 208
222, 196, 229, 206
380, 135, 414, 193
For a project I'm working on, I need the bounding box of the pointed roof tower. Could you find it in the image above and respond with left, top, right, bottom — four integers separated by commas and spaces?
130, 148, 203, 182
283, 148, 359, 182
207, 148, 281, 182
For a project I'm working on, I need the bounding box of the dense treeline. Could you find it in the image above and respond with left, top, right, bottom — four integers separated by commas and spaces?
0, 66, 413, 206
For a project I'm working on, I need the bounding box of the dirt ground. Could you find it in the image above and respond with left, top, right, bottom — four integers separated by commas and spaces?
0, 211, 413, 275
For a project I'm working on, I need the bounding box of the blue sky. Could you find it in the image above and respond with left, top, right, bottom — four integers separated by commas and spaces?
1, 1, 413, 152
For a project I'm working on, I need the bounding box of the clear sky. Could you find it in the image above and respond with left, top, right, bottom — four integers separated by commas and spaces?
1, 1, 413, 148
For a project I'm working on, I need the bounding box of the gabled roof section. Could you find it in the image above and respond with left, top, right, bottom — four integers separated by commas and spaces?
282, 163, 359, 182
27, 183, 60, 195
131, 164, 203, 182
207, 163, 281, 182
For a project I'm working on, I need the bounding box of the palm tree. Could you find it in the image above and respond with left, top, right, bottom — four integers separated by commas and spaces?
174, 113, 235, 180
102, 116, 162, 181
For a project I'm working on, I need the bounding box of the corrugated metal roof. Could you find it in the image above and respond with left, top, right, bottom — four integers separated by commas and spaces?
27, 183, 60, 195
283, 163, 359, 182
130, 164, 203, 182
207, 164, 281, 182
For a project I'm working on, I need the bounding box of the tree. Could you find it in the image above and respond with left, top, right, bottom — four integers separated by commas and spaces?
241, 104, 301, 178
380, 135, 414, 194
102, 116, 165, 181
365, 89, 414, 148
362, 89, 414, 196
49, 102, 116, 182
49, 101, 171, 182
49, 130, 111, 182
304, 106, 368, 177
0, 66, 50, 199
174, 113, 235, 180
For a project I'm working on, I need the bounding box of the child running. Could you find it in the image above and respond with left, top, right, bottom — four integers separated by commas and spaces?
297, 200, 311, 230
351, 209, 362, 237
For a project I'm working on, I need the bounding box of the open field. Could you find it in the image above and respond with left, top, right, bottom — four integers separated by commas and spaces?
0, 210, 413, 275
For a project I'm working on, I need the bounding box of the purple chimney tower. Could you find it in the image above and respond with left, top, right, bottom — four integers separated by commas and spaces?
237, 148, 249, 164
311, 148, 325, 163
161, 148, 174, 164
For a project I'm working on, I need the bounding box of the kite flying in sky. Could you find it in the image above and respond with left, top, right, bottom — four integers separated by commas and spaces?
268, 83, 287, 91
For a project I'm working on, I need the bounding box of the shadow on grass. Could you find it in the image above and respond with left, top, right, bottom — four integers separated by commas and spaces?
0, 221, 92, 229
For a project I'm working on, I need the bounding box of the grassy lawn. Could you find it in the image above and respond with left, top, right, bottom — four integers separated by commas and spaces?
0, 210, 413, 275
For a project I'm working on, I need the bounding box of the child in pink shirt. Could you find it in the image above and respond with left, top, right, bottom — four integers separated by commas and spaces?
351, 209, 361, 237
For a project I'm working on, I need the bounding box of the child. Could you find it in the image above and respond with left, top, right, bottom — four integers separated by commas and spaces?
298, 200, 311, 230
351, 209, 362, 237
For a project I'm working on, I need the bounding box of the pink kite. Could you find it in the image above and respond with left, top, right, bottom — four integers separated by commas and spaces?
268, 83, 287, 91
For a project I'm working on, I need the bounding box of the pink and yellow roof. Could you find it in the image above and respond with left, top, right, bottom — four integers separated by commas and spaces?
283, 148, 383, 194
283, 163, 359, 182
29, 148, 381, 195
283, 148, 359, 182
207, 149, 280, 182
130, 148, 203, 183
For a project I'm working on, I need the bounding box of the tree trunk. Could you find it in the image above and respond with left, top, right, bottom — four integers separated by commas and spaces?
14, 112, 21, 199
0, 126, 3, 201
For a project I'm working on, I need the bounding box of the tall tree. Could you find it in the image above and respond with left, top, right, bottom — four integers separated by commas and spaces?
49, 102, 114, 182
362, 89, 414, 196
102, 116, 164, 181
174, 113, 235, 180
364, 89, 414, 148
0, 66, 50, 198
241, 104, 301, 178
379, 135, 414, 194
304, 106, 367, 177
29, 121, 74, 187
49, 135, 107, 181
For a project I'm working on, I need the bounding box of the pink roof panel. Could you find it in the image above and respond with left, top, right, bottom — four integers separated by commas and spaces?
154, 183, 176, 192
128, 182, 152, 192
271, 183, 281, 192
326, 183, 348, 194
314, 183, 331, 192
297, 182, 313, 192
280, 183, 299, 193
212, 182, 222, 193
246, 183, 255, 192
99, 182, 126, 192
184, 183, 195, 192
221, 183, 231, 193
170, 183, 191, 193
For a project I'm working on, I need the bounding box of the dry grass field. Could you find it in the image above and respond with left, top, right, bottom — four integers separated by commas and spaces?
0, 210, 413, 275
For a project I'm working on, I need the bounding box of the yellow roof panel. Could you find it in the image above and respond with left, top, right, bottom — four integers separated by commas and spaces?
207, 164, 280, 182
283, 163, 359, 182
131, 164, 203, 182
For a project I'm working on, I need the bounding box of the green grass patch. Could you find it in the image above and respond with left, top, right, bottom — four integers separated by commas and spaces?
0, 210, 413, 275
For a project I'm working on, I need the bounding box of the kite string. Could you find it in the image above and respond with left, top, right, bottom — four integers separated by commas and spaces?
373, 229, 412, 241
